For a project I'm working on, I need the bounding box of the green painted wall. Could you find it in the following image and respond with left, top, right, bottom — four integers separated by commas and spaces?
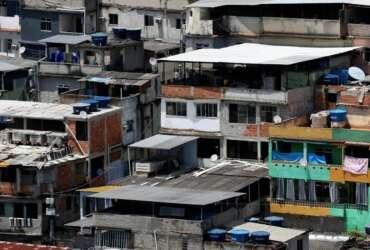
269, 163, 330, 181
307, 144, 342, 165
333, 129, 370, 143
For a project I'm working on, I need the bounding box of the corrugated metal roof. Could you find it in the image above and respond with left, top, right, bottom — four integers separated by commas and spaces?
160, 43, 360, 66
0, 61, 23, 72
39, 34, 91, 45
236, 222, 307, 242
188, 0, 370, 8
90, 184, 244, 205
129, 134, 198, 150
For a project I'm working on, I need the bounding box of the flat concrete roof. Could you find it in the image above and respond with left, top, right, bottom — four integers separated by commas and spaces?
189, 0, 370, 8
129, 134, 198, 150
235, 222, 307, 242
39, 34, 91, 45
160, 43, 360, 66
0, 100, 121, 121
90, 185, 244, 206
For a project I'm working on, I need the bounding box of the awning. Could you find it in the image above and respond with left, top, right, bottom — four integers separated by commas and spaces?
159, 43, 360, 66
39, 34, 91, 45
89, 185, 244, 206
83, 76, 150, 87
129, 134, 198, 150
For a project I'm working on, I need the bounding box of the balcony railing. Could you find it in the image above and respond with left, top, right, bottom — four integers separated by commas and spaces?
271, 198, 368, 211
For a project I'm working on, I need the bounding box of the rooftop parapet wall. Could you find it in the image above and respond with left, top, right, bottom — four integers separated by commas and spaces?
23, 0, 86, 10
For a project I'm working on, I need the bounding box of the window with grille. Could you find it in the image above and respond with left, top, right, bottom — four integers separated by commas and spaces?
109, 14, 118, 25
40, 18, 51, 31
144, 15, 154, 26
229, 104, 256, 124
260, 106, 277, 122
166, 102, 187, 116
196, 103, 218, 118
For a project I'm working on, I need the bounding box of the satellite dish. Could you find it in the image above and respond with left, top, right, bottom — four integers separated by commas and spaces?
19, 47, 26, 54
348, 66, 365, 81
273, 115, 282, 124
149, 57, 158, 66
210, 154, 218, 162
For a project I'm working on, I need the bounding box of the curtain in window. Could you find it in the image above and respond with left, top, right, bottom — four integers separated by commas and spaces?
286, 179, 295, 200
298, 180, 307, 201
356, 183, 368, 205
276, 178, 285, 200
329, 182, 339, 203
308, 180, 317, 202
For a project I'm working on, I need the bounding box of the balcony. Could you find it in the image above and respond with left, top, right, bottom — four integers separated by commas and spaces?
186, 20, 214, 36
348, 23, 370, 37
262, 17, 341, 37
39, 61, 103, 76
0, 217, 42, 236
0, 16, 20, 32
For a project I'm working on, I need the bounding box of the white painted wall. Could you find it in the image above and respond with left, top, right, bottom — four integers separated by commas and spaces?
161, 98, 220, 132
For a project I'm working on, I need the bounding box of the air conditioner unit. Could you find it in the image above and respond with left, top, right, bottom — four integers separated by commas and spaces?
9, 217, 14, 227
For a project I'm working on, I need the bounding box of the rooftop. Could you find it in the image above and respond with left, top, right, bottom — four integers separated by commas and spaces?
39, 34, 91, 45
0, 241, 70, 250
0, 100, 121, 121
113, 160, 268, 192
79, 71, 158, 86
129, 134, 198, 150
144, 40, 179, 53
159, 43, 360, 66
188, 0, 370, 8
89, 184, 244, 206
75, 38, 141, 49
235, 222, 307, 242
0, 56, 36, 72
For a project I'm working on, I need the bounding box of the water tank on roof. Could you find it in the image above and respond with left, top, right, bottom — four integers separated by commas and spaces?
72, 103, 91, 115
81, 99, 99, 112
91, 32, 108, 46
246, 217, 260, 223
250, 231, 270, 244
264, 216, 284, 227
112, 27, 127, 39
126, 28, 141, 41
229, 228, 250, 243
207, 228, 226, 242
329, 108, 347, 122
94, 96, 112, 108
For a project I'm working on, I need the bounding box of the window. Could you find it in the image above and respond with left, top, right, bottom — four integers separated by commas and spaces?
40, 18, 51, 31
125, 120, 134, 132
109, 14, 118, 25
25, 203, 38, 219
76, 121, 87, 140
227, 140, 258, 160
196, 103, 217, 118
7, 39, 12, 51
327, 92, 337, 103
0, 203, 4, 216
166, 102, 187, 116
176, 18, 182, 29
260, 106, 277, 123
297, 239, 303, 250
144, 15, 154, 26
229, 104, 256, 124
195, 43, 209, 50
66, 196, 72, 210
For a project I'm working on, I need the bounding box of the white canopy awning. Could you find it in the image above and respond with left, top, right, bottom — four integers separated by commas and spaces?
129, 134, 198, 150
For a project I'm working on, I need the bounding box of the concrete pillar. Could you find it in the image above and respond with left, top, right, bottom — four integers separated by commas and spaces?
16, 168, 21, 193
221, 137, 227, 159
268, 141, 273, 165
256, 105, 261, 162
80, 193, 85, 219
303, 142, 308, 166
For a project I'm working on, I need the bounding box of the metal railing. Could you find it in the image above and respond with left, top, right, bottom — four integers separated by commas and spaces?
271, 198, 368, 210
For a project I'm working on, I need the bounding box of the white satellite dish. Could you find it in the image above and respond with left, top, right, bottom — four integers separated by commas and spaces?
210, 154, 218, 162
149, 57, 158, 66
273, 115, 282, 124
19, 47, 26, 54
348, 66, 365, 81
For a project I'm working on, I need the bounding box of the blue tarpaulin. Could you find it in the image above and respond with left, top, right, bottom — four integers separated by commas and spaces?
272, 151, 326, 164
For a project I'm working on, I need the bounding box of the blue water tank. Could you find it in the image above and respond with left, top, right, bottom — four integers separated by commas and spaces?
91, 32, 108, 46
330, 69, 349, 85
264, 216, 284, 227
322, 73, 339, 85
72, 103, 91, 115
81, 99, 99, 112
207, 228, 226, 242
251, 231, 270, 244
329, 108, 347, 122
246, 217, 260, 223
94, 96, 112, 108
126, 28, 141, 41
112, 27, 127, 39
229, 229, 250, 243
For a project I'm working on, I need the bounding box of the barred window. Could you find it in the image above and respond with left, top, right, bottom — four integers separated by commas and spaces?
229, 104, 256, 124
261, 106, 277, 122
196, 103, 217, 118
166, 102, 187, 116
40, 18, 51, 31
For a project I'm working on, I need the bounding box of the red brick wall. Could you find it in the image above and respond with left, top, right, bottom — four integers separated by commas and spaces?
89, 118, 106, 154
106, 113, 122, 146
243, 123, 270, 137
161, 85, 222, 99
56, 164, 73, 191
67, 120, 88, 155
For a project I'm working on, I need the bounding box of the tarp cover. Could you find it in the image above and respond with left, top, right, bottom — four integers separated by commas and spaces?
272, 151, 326, 164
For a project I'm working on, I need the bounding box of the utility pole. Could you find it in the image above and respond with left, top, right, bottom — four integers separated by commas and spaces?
45, 194, 55, 244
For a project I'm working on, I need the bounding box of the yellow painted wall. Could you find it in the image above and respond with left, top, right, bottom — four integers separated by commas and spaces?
269, 126, 333, 141
270, 202, 330, 216
330, 167, 370, 184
